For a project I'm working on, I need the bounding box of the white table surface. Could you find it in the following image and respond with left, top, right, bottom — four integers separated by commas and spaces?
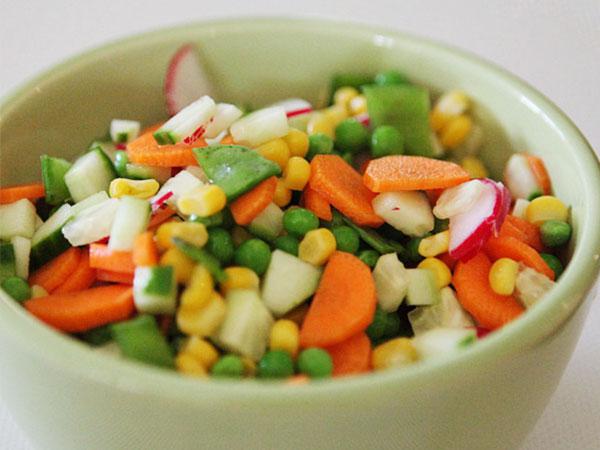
1, 1, 599, 448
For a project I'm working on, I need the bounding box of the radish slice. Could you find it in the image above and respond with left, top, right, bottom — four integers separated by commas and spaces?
165, 44, 215, 116
503, 153, 540, 200
372, 191, 434, 237
154, 96, 216, 145
151, 191, 173, 213
354, 113, 370, 127
203, 103, 243, 139
271, 98, 313, 118
433, 180, 487, 219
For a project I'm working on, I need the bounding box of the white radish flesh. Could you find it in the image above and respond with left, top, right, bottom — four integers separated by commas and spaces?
433, 180, 487, 219
230, 106, 289, 147
155, 95, 216, 144
372, 191, 434, 237
372, 253, 410, 312
503, 153, 540, 199
270, 98, 313, 118
203, 103, 243, 138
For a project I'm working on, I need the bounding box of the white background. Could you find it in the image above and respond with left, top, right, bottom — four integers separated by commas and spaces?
1, 1, 599, 448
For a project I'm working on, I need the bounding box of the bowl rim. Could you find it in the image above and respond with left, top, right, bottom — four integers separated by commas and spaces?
1, 16, 599, 402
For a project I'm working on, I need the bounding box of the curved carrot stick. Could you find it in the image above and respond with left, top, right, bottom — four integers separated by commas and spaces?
230, 176, 277, 225
484, 235, 554, 280
29, 247, 81, 293
52, 248, 97, 294
89, 244, 135, 274
499, 215, 543, 252
0, 183, 45, 204
302, 186, 333, 221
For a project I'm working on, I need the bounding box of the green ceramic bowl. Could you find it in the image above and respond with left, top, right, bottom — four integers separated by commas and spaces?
1, 18, 599, 450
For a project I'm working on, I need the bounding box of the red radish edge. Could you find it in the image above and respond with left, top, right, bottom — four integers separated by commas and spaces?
354, 113, 370, 127
286, 107, 313, 118
151, 191, 173, 213
182, 125, 206, 144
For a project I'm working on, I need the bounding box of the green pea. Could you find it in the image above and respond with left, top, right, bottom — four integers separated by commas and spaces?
383, 312, 401, 338
332, 225, 360, 254
234, 238, 272, 275
0, 276, 31, 303
366, 307, 388, 341
274, 235, 300, 256
540, 220, 572, 247
358, 249, 380, 268
370, 125, 404, 158
283, 208, 319, 237
211, 354, 245, 378
540, 253, 564, 279
206, 227, 235, 264
406, 237, 425, 264
374, 70, 410, 86
257, 350, 295, 379
334, 118, 369, 154
297, 348, 333, 379
306, 133, 334, 160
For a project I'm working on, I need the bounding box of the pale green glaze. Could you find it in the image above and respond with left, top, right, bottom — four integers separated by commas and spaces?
0, 18, 599, 450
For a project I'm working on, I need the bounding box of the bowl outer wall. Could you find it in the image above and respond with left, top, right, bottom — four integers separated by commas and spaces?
0, 18, 599, 450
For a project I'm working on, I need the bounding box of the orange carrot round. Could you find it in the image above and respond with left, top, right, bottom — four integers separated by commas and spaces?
96, 270, 134, 285
325, 332, 372, 376
363, 155, 470, 192
127, 131, 205, 167
230, 176, 277, 225
52, 248, 97, 294
133, 231, 159, 266
89, 244, 135, 274
0, 183, 45, 204
526, 155, 551, 195
484, 235, 554, 280
29, 247, 81, 293
453, 251, 524, 330
302, 186, 333, 221
300, 252, 376, 348
499, 215, 543, 252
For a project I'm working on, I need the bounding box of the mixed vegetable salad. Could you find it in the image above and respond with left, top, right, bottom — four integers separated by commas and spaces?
0, 44, 571, 381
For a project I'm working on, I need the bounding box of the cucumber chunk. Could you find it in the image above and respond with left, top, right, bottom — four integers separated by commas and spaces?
65, 147, 116, 202
110, 119, 140, 143
0, 241, 16, 283
412, 327, 477, 361
10, 236, 31, 279
133, 266, 177, 314
0, 199, 37, 240
30, 204, 73, 268
40, 155, 72, 205
248, 203, 284, 242
373, 253, 409, 312
62, 198, 120, 246
1, 276, 31, 303
408, 287, 474, 335
108, 196, 150, 251
71, 191, 110, 216
405, 268, 440, 306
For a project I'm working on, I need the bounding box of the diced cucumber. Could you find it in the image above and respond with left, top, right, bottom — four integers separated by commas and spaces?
62, 198, 120, 246
212, 289, 274, 361
229, 106, 289, 147
125, 164, 171, 184
71, 191, 110, 216
154, 96, 216, 144
248, 203, 284, 242
110, 119, 140, 143
65, 147, 116, 202
30, 204, 73, 268
108, 196, 150, 251
0, 241, 16, 283
405, 269, 440, 306
10, 236, 31, 279
152, 170, 204, 211
515, 266, 555, 309
133, 266, 177, 314
412, 327, 477, 361
262, 249, 322, 316
408, 287, 474, 335
88, 140, 118, 162
40, 155, 72, 205
372, 191, 434, 237
0, 199, 37, 240
373, 253, 409, 312
173, 238, 227, 283
1, 276, 31, 303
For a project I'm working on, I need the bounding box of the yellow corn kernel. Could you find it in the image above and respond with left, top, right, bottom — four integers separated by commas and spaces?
525, 195, 569, 225
417, 257, 452, 289
333, 86, 359, 110
283, 128, 309, 158
372, 338, 418, 371
256, 138, 291, 170
489, 257, 519, 296
231, 226, 252, 247
181, 336, 220, 370
323, 104, 348, 127
177, 291, 227, 336
430, 90, 470, 132
241, 356, 256, 376
273, 178, 293, 208
283, 157, 311, 191
155, 221, 208, 251
180, 265, 214, 309
307, 112, 335, 138
440, 115, 473, 149
348, 94, 368, 116
298, 228, 337, 266
418, 231, 449, 257
269, 319, 300, 358
109, 178, 160, 199
160, 247, 195, 284
30, 284, 48, 298
177, 184, 227, 217
460, 156, 488, 178
175, 353, 208, 378
220, 266, 260, 295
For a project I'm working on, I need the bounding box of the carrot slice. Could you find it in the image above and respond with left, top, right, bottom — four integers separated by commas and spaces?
0, 183, 45, 204
220, 135, 235, 145
230, 176, 277, 225
499, 215, 543, 252
148, 206, 177, 230
96, 270, 134, 285
484, 235, 554, 280
526, 155, 551, 195
24, 285, 134, 333
52, 248, 97, 294
300, 252, 376, 347
133, 231, 158, 266
126, 131, 206, 167
453, 251, 524, 330
309, 155, 383, 227
302, 186, 333, 221
325, 332, 372, 376
89, 244, 135, 274
363, 156, 470, 192
29, 247, 81, 293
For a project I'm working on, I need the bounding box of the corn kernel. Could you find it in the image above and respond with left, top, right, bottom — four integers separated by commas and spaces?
417, 257, 452, 289
526, 195, 569, 225
430, 90, 470, 132
109, 178, 160, 199
418, 231, 449, 257
460, 156, 488, 178
333, 86, 359, 110
256, 138, 291, 170
241, 356, 256, 376
156, 221, 208, 251
181, 336, 220, 370
220, 266, 260, 295
175, 353, 208, 377
372, 338, 418, 371
348, 94, 368, 115
283, 128, 309, 158
160, 247, 195, 284
440, 115, 473, 149
273, 178, 293, 207
180, 265, 214, 308
177, 291, 227, 336
489, 257, 519, 296
30, 284, 48, 298
269, 319, 300, 358
323, 104, 348, 127
177, 184, 227, 217
298, 228, 337, 266
307, 112, 335, 138
283, 157, 311, 191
